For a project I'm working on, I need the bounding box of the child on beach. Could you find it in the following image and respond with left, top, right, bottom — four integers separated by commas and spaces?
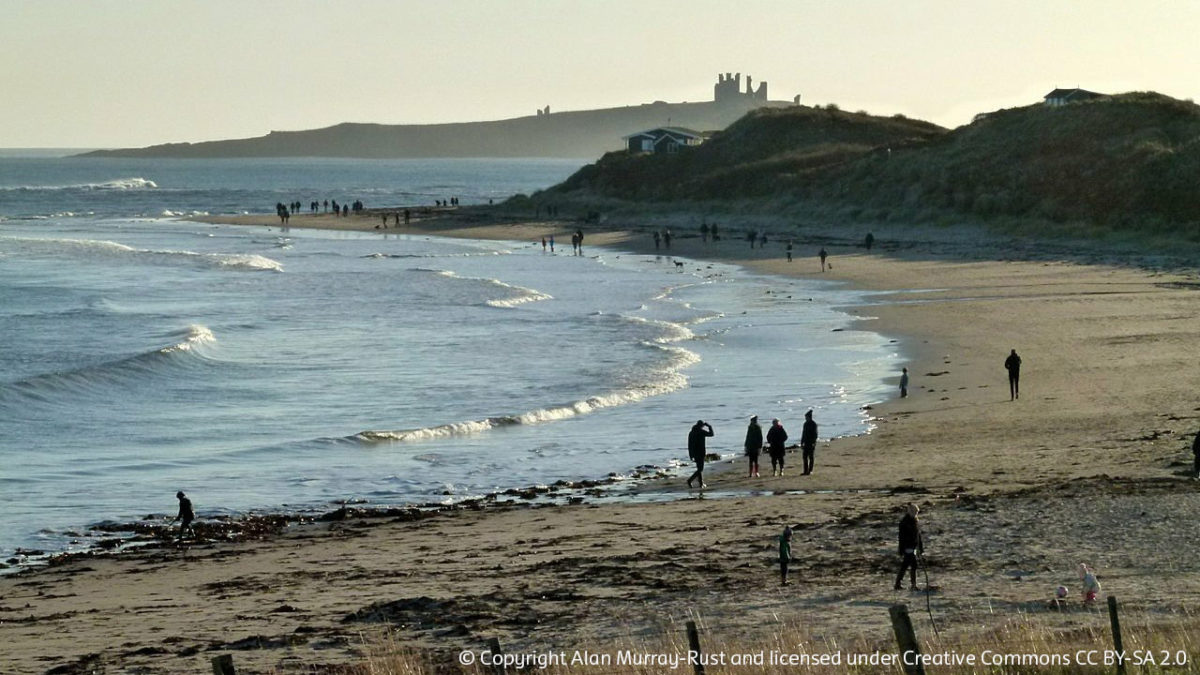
1078, 563, 1101, 603
779, 526, 793, 585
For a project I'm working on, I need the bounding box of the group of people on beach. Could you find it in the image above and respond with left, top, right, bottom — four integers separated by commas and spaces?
539, 229, 586, 255
652, 229, 672, 250
684, 410, 820, 489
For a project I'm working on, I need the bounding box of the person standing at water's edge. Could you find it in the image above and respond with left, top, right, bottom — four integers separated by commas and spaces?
819, 247, 828, 272
800, 410, 818, 475
894, 504, 923, 590
1005, 349, 1022, 400
766, 418, 788, 476
172, 491, 195, 540
744, 416, 763, 478
686, 420, 714, 489
899, 367, 909, 398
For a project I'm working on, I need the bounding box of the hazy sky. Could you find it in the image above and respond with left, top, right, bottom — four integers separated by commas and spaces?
2, 0, 1196, 148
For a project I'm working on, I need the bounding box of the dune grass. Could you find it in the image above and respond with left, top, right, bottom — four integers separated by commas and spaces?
339, 602, 1200, 674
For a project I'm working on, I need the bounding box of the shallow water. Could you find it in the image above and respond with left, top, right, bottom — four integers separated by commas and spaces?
0, 157, 900, 564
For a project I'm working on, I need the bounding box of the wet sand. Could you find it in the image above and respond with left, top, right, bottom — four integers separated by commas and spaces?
3, 209, 1199, 673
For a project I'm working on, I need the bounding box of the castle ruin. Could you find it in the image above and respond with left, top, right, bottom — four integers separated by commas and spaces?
714, 72, 767, 102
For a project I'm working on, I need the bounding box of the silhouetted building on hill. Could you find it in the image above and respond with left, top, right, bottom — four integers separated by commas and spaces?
715, 72, 767, 103
1043, 88, 1106, 106
624, 127, 705, 154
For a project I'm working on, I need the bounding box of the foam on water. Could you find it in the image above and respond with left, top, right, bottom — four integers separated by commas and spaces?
0, 236, 283, 272
1, 177, 158, 191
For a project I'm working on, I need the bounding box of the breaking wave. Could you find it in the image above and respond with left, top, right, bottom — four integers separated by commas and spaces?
1, 325, 217, 403
413, 268, 552, 308
1, 236, 283, 272
360, 250, 509, 259
1, 177, 158, 191
356, 341, 698, 444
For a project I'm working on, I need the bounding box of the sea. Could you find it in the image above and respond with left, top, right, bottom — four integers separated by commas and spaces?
0, 153, 899, 569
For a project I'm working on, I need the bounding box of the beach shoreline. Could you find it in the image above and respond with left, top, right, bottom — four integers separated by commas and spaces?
4, 207, 1199, 674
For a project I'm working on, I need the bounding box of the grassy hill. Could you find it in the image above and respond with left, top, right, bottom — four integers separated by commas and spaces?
544, 93, 1200, 235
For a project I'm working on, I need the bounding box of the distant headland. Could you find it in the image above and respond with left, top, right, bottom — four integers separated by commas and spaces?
77, 73, 797, 160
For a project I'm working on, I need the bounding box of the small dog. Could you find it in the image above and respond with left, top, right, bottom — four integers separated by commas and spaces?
674, 261, 684, 269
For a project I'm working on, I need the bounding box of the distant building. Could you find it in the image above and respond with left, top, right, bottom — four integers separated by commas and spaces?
623, 127, 705, 154
715, 72, 768, 103
1043, 88, 1106, 107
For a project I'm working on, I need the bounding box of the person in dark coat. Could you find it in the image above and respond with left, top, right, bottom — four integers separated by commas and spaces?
894, 503, 924, 590
686, 420, 714, 488
744, 416, 763, 478
1005, 349, 1022, 400
766, 418, 788, 476
172, 491, 195, 540
800, 410, 818, 475
1192, 429, 1200, 479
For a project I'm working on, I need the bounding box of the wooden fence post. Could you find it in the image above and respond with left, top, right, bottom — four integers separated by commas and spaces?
889, 604, 925, 675
487, 636, 506, 675
1107, 596, 1127, 675
211, 654, 236, 675
686, 619, 705, 675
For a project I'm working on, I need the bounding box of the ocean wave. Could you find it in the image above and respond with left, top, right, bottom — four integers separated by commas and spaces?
360, 250, 509, 259
412, 268, 552, 308
0, 236, 283, 272
0, 177, 158, 191
0, 325, 217, 401
356, 341, 698, 444
160, 209, 210, 217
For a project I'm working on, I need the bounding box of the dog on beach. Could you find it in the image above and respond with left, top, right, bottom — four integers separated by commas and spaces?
674, 261, 684, 269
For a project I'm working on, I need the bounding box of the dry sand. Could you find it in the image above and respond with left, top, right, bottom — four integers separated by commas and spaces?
3, 209, 1200, 674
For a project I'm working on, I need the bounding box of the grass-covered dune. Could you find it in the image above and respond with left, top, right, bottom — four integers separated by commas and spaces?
545, 93, 1200, 236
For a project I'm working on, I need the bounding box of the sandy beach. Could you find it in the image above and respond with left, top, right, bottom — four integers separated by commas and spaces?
4, 208, 1200, 674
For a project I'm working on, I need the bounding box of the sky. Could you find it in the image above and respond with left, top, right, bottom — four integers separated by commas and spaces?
1, 0, 1197, 148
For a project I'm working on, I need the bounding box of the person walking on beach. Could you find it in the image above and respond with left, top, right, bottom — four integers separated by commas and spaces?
899, 367, 909, 398
766, 418, 789, 476
686, 420, 714, 489
800, 410, 818, 475
1005, 349, 1022, 400
819, 247, 828, 272
744, 416, 763, 478
1191, 428, 1200, 479
549, 235, 555, 253
541, 236, 547, 252
864, 232, 875, 251
575, 229, 584, 256
786, 240, 793, 263
894, 503, 923, 590
172, 491, 195, 540
700, 222, 709, 243
663, 229, 672, 250
779, 526, 794, 586
653, 231, 661, 250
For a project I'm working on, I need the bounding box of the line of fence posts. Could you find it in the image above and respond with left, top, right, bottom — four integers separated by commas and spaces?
886, 597, 1130, 675
205, 595, 1131, 675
